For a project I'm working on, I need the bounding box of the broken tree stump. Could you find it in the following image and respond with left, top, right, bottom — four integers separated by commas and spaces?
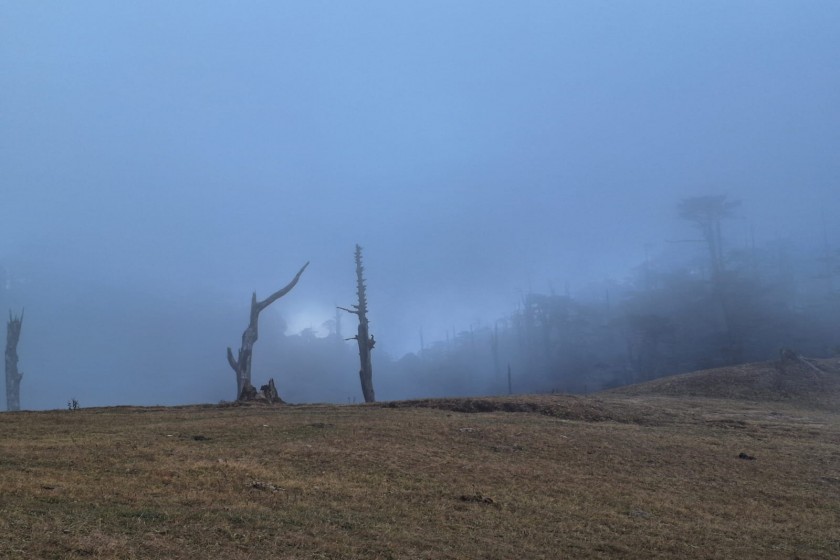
5, 309, 24, 411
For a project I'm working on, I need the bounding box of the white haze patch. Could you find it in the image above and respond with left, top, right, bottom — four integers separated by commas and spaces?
281, 303, 337, 338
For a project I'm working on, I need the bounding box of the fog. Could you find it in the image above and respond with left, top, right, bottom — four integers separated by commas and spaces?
2, 2, 839, 409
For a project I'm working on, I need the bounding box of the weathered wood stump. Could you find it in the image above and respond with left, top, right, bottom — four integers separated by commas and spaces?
5, 310, 23, 412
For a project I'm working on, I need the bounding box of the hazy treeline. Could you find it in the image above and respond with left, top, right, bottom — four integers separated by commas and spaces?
389, 239, 840, 396
200, 201, 836, 403
413, 208, 838, 394
2, 197, 839, 407
249, 241, 840, 401
251, 197, 840, 399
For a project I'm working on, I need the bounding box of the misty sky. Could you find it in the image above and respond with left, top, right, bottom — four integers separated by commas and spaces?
2, 2, 840, 407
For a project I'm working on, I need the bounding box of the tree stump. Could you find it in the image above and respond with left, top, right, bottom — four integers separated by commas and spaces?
5, 310, 23, 411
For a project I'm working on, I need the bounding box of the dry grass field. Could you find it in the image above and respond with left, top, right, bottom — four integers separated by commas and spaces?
1, 359, 839, 559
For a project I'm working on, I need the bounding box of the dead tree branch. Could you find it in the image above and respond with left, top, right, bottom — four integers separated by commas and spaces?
227, 262, 309, 401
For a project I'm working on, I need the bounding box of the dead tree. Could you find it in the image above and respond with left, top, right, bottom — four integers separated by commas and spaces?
678, 195, 742, 363
339, 245, 375, 403
5, 310, 23, 411
677, 195, 740, 280
227, 262, 309, 402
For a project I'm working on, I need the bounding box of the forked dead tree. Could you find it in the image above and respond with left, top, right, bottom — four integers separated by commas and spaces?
339, 245, 375, 403
227, 263, 309, 402
5, 309, 23, 411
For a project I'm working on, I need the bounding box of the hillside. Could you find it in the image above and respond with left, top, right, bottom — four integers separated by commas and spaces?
1, 383, 839, 559
605, 354, 840, 408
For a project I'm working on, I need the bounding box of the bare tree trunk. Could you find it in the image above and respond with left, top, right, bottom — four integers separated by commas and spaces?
677, 196, 742, 365
5, 310, 23, 411
227, 263, 309, 401
491, 322, 501, 387
339, 245, 375, 403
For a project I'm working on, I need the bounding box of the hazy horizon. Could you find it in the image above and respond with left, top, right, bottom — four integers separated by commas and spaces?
3, 2, 839, 409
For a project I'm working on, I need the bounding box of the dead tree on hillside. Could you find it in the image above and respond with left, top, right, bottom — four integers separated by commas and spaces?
227, 263, 309, 402
5, 310, 23, 411
339, 245, 376, 403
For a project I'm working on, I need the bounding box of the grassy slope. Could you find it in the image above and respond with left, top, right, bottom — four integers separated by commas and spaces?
1, 366, 839, 559
606, 357, 840, 408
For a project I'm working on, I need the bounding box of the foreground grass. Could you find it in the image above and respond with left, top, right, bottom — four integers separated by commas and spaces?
0, 395, 838, 559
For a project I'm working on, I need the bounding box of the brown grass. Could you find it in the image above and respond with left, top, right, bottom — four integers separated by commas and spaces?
1, 383, 839, 558
606, 357, 840, 409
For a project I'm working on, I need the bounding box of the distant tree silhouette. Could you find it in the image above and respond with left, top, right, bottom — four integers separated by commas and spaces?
620, 313, 674, 382
677, 195, 744, 363
677, 195, 740, 280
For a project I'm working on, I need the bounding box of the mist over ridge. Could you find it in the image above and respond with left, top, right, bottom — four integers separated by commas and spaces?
2, 2, 839, 409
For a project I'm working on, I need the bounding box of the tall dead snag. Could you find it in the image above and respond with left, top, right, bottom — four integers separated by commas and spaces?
677, 195, 740, 280
339, 244, 375, 403
5, 309, 23, 411
227, 262, 309, 402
